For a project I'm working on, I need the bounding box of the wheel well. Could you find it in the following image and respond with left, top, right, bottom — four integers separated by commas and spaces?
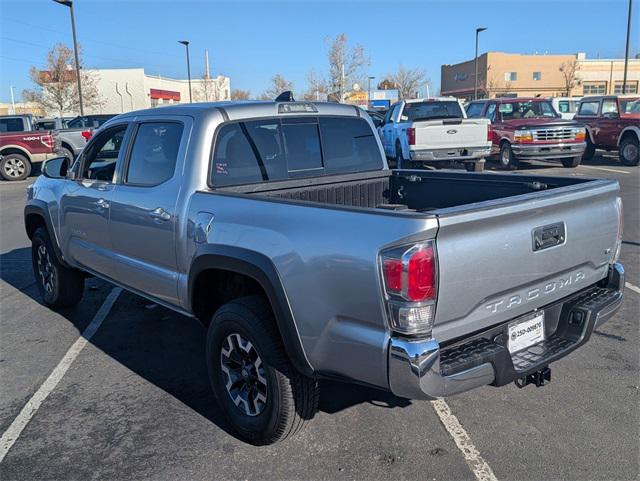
0, 148, 29, 160
60, 142, 75, 159
620, 130, 639, 145
499, 139, 510, 147
191, 268, 267, 325
25, 213, 46, 239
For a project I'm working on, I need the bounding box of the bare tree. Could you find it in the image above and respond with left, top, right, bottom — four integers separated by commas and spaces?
559, 59, 581, 96
302, 69, 328, 101
261, 74, 294, 99
326, 33, 369, 101
231, 89, 251, 100
196, 72, 221, 102
22, 43, 103, 116
482, 65, 512, 98
386, 65, 430, 100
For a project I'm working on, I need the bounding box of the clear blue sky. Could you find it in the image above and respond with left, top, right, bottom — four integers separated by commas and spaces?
1, 0, 637, 102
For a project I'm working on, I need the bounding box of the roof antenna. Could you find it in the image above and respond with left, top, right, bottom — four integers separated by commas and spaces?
275, 91, 295, 102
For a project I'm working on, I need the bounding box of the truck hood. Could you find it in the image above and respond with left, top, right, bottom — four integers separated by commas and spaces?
506, 118, 580, 129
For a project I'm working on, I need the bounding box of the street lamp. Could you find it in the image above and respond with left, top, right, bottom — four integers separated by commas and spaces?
53, 0, 83, 115
474, 27, 487, 100
178, 40, 192, 103
367, 76, 375, 110
622, 0, 633, 94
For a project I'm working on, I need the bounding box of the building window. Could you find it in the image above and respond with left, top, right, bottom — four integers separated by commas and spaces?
583, 82, 607, 95
504, 72, 517, 82
614, 81, 638, 94
150, 98, 159, 108
532, 72, 542, 81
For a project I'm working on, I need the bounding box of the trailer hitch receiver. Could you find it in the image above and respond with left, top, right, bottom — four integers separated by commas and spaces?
515, 367, 551, 389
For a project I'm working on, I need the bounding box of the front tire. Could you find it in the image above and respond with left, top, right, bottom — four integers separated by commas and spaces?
498, 143, 519, 170
561, 156, 581, 168
582, 135, 595, 160
31, 227, 84, 308
619, 136, 639, 166
1, 153, 31, 181
207, 296, 319, 445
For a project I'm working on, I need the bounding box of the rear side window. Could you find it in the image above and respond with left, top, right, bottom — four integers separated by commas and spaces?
211, 116, 383, 187
125, 122, 183, 186
578, 101, 600, 116
0, 117, 25, 132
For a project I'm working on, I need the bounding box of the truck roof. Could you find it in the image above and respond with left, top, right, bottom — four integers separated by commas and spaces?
113, 101, 362, 123
403, 97, 459, 104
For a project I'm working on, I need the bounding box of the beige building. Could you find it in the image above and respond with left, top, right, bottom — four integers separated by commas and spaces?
441, 52, 640, 100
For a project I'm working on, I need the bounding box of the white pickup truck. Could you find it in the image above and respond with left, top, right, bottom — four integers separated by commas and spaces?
379, 97, 491, 171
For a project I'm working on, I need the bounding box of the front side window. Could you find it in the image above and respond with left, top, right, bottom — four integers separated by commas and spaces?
403, 101, 463, 121
578, 101, 600, 116
601, 99, 619, 115
465, 102, 485, 118
485, 103, 497, 121
67, 117, 87, 129
211, 116, 383, 187
125, 122, 184, 186
81, 125, 127, 182
0, 117, 25, 132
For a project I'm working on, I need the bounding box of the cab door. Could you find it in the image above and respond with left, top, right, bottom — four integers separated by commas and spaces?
108, 116, 190, 305
380, 103, 400, 156
59, 123, 132, 278
597, 98, 623, 146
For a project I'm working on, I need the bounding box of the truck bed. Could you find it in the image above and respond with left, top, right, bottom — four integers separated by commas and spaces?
217, 169, 600, 213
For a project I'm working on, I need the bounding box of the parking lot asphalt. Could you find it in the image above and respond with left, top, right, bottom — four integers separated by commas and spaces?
0, 154, 638, 481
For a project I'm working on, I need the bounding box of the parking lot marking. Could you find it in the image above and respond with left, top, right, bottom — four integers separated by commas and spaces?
0, 287, 122, 463
431, 399, 498, 481
625, 282, 640, 295
578, 165, 630, 175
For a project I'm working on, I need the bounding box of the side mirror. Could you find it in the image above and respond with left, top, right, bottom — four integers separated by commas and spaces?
42, 156, 69, 179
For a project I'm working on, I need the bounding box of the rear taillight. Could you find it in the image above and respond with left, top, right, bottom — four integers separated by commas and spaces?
40, 134, 54, 149
407, 127, 415, 146
81, 130, 93, 141
613, 197, 623, 263
381, 242, 437, 336
487, 123, 493, 142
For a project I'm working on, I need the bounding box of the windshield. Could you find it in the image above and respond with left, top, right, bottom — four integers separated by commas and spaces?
403, 101, 463, 121
499, 101, 558, 120
620, 98, 640, 114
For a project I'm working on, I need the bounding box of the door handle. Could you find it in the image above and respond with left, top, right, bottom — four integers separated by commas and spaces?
94, 198, 110, 209
149, 207, 171, 221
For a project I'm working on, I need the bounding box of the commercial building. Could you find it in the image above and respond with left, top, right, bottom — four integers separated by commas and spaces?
441, 52, 640, 100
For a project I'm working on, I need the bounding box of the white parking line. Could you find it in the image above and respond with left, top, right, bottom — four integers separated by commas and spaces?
578, 165, 630, 175
431, 399, 498, 481
626, 282, 640, 295
0, 287, 121, 463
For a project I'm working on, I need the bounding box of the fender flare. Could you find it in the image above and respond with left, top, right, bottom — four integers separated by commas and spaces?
584, 126, 595, 144
0, 144, 32, 160
188, 245, 314, 377
617, 125, 640, 147
24, 201, 68, 266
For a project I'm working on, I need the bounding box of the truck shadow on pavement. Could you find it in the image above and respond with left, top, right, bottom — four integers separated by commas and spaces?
1, 247, 412, 443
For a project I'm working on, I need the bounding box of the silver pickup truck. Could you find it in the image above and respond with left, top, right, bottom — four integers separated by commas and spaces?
24, 100, 625, 445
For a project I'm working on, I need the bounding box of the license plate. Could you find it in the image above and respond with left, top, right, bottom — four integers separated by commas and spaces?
508, 312, 545, 354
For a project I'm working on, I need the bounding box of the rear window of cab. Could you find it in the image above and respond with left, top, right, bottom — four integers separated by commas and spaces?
210, 116, 383, 187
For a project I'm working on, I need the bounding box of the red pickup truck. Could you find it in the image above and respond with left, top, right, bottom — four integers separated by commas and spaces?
574, 95, 639, 166
467, 98, 586, 170
0, 115, 62, 181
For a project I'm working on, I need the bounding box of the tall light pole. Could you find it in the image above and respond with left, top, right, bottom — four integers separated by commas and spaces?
367, 76, 375, 109
53, 0, 84, 115
474, 27, 487, 100
622, 0, 633, 94
178, 40, 192, 103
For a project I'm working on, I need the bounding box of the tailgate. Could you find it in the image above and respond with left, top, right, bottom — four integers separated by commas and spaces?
413, 119, 489, 150
432, 180, 620, 342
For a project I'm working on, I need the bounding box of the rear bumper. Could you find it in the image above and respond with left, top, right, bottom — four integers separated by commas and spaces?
388, 263, 624, 399
511, 142, 586, 159
410, 146, 491, 163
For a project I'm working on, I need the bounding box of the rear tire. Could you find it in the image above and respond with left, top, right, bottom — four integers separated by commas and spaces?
561, 156, 581, 168
1, 153, 31, 181
582, 135, 595, 160
498, 143, 519, 170
207, 296, 319, 445
31, 227, 84, 308
619, 136, 639, 166
465, 161, 485, 172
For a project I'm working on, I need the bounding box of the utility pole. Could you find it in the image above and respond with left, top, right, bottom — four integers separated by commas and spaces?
622, 0, 633, 94
53, 0, 84, 115
367, 76, 375, 109
179, 40, 192, 103
474, 27, 487, 100
10, 86, 16, 114
340, 63, 345, 103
